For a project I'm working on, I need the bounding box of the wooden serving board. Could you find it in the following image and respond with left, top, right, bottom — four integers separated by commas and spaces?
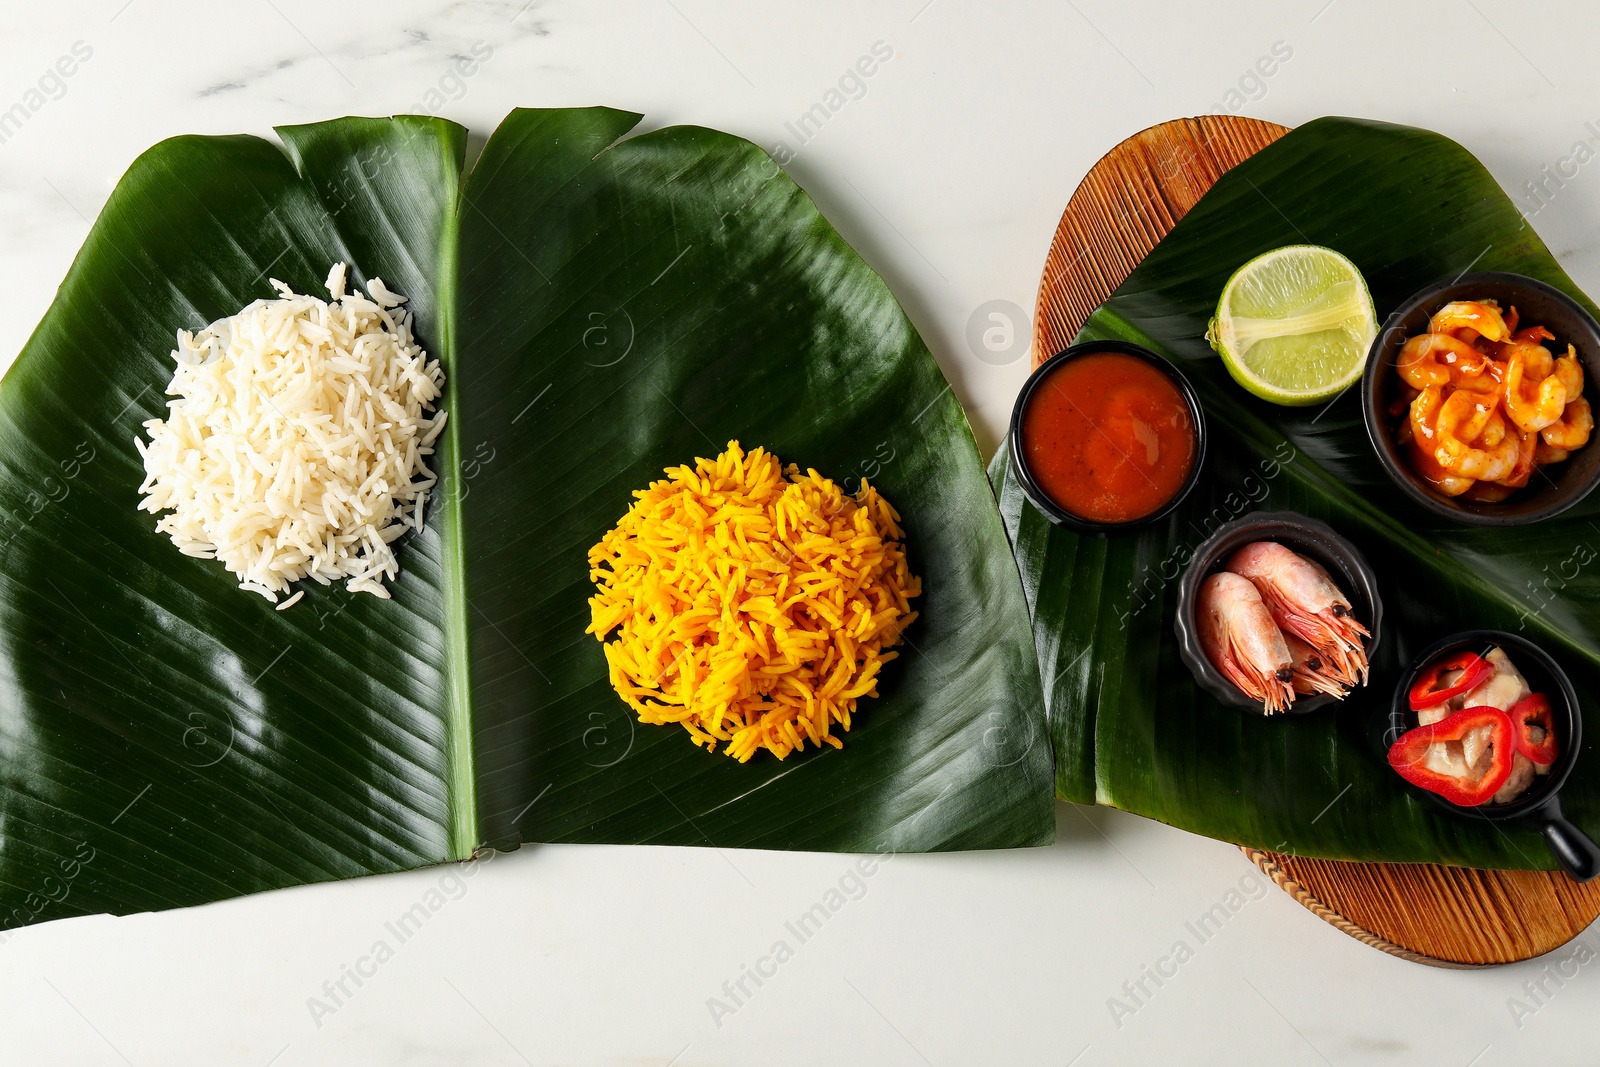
1034, 115, 1600, 966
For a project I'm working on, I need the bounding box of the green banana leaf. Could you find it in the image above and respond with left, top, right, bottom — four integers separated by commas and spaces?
993, 115, 1600, 869
0, 108, 1051, 933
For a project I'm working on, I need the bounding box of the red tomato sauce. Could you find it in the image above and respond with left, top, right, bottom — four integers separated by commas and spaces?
1020, 352, 1196, 524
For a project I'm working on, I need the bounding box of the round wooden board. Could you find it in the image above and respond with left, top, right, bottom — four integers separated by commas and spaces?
1034, 115, 1600, 966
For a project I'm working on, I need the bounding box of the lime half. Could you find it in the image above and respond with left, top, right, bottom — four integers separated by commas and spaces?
1205, 245, 1377, 406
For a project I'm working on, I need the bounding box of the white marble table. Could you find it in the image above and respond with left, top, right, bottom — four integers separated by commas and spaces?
3, 1, 1600, 1062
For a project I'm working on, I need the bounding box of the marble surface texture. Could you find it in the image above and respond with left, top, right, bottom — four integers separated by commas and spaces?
4, 1, 1600, 1063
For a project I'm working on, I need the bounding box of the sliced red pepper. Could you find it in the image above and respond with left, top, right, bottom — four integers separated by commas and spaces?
1387, 705, 1514, 806
1408, 650, 1493, 711
1510, 692, 1559, 766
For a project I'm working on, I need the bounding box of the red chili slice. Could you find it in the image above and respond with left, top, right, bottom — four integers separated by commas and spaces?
1408, 651, 1493, 711
1387, 705, 1514, 806
1510, 692, 1559, 766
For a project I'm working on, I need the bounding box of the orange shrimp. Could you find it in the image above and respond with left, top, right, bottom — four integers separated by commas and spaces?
1409, 384, 1444, 447
1554, 347, 1584, 399
1536, 441, 1571, 464
1406, 438, 1475, 496
1503, 347, 1567, 432
1430, 300, 1511, 342
1498, 427, 1538, 488
1397, 333, 1492, 389
1542, 397, 1594, 451
1503, 339, 1555, 380
1480, 409, 1512, 449
1435, 389, 1519, 481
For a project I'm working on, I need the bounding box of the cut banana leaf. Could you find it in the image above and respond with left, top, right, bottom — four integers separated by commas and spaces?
0, 109, 1051, 932
459, 110, 1052, 853
995, 115, 1600, 869
0, 116, 468, 932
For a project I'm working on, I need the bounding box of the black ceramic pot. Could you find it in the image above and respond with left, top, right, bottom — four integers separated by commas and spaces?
1008, 340, 1207, 534
1175, 511, 1383, 716
1362, 272, 1600, 526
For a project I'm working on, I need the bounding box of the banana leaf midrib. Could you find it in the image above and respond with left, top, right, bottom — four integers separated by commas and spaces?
277, 117, 480, 862
432, 127, 476, 862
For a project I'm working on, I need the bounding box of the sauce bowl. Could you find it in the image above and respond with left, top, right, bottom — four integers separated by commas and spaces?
1008, 340, 1206, 534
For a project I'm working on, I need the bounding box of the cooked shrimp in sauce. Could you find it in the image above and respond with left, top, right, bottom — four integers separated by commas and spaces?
1392, 299, 1590, 500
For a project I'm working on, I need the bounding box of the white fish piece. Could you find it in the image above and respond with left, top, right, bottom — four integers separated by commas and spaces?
1461, 647, 1530, 712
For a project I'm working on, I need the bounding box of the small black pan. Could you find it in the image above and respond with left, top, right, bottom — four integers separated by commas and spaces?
1386, 630, 1600, 881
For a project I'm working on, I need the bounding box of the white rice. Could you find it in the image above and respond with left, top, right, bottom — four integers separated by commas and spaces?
136, 263, 447, 604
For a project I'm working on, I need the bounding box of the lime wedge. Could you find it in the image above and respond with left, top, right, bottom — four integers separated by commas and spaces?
1205, 245, 1377, 406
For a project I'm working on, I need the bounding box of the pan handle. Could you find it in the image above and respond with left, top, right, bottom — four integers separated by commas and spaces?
1533, 797, 1600, 882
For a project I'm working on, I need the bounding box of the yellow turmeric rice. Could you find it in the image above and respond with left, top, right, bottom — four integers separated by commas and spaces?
585, 441, 920, 761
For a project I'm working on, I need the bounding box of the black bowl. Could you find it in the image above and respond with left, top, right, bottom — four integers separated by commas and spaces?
1386, 630, 1600, 881
1175, 511, 1382, 715
1361, 271, 1600, 526
1008, 340, 1207, 534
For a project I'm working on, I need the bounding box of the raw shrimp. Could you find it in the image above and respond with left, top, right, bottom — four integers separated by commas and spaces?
1542, 396, 1593, 451
1196, 571, 1295, 715
1413, 650, 1509, 779
1225, 541, 1369, 687
1503, 346, 1567, 432
1429, 300, 1511, 342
